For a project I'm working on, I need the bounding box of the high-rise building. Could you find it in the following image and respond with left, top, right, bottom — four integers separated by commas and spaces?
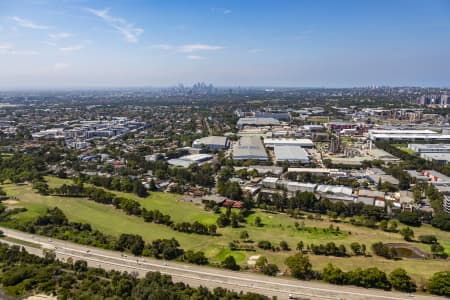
417, 94, 450, 106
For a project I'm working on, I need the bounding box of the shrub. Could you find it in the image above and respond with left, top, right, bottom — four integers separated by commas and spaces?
427, 271, 450, 296
221, 255, 240, 271
372, 242, 397, 259
257, 240, 272, 250
322, 264, 347, 285
347, 267, 391, 290
285, 253, 312, 280
389, 268, 416, 293
280, 241, 290, 251
399, 227, 414, 241
418, 235, 437, 244
398, 211, 421, 227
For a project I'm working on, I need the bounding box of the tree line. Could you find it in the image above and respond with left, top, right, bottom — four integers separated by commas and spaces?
2, 204, 449, 297
0, 153, 46, 184
258, 191, 387, 221
88, 174, 148, 197
259, 189, 450, 232
39, 182, 217, 236
3, 207, 209, 265
282, 252, 450, 296
0, 242, 269, 299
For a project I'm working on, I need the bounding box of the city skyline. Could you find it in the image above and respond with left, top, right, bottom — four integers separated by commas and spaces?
1, 0, 450, 89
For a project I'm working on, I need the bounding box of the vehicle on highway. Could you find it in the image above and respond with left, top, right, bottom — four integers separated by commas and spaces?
288, 295, 311, 300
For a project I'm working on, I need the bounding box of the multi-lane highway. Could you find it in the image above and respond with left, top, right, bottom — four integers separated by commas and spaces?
0, 227, 446, 300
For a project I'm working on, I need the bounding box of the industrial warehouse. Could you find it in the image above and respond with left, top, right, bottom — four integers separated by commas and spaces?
232, 136, 269, 161
274, 145, 310, 164
192, 136, 229, 150
408, 143, 450, 165
236, 117, 280, 128
408, 143, 450, 153
263, 138, 314, 148
368, 129, 450, 141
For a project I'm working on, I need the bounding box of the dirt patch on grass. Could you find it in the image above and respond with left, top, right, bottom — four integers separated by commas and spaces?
3, 199, 23, 211
3, 199, 19, 205
25, 295, 56, 300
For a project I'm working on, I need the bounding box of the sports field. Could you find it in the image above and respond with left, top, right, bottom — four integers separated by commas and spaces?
2, 178, 449, 282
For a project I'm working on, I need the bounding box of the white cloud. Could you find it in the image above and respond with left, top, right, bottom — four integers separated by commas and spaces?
0, 42, 38, 55
0, 43, 13, 51
53, 62, 71, 71
212, 8, 232, 15
177, 44, 223, 53
86, 8, 143, 43
59, 44, 84, 52
148, 44, 173, 50
44, 41, 57, 47
10, 50, 39, 55
148, 44, 224, 59
10, 16, 48, 29
248, 48, 263, 53
187, 55, 203, 60
48, 32, 72, 40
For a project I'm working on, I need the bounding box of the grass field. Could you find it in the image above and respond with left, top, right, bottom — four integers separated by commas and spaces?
44, 176, 218, 224
397, 146, 415, 156
2, 179, 450, 282
1, 237, 41, 249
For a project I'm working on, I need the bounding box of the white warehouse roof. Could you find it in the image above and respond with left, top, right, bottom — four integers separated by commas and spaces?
285, 181, 316, 192
262, 177, 279, 183
237, 117, 280, 127
316, 185, 353, 196
264, 138, 314, 148
368, 129, 450, 141
274, 145, 310, 163
233, 136, 269, 161
370, 129, 437, 135
192, 136, 229, 149
168, 154, 213, 167
408, 143, 450, 153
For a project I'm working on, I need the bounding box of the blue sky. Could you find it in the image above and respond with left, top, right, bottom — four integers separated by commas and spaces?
1, 0, 450, 88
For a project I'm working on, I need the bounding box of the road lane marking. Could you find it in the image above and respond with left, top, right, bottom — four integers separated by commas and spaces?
0, 229, 430, 300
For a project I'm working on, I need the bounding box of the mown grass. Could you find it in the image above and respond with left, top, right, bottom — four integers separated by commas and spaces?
45, 176, 218, 224
3, 180, 450, 282
1, 237, 41, 249
397, 146, 415, 156
3, 183, 216, 252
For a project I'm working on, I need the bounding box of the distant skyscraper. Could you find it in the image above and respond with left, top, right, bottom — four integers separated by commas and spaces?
417, 94, 450, 106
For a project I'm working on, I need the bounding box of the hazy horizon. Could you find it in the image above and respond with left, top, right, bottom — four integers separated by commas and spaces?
2, 83, 450, 92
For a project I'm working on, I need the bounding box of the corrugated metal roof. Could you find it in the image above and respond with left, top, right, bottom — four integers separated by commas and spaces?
233, 136, 268, 160
317, 185, 353, 196
264, 138, 314, 147
237, 117, 280, 126
274, 145, 309, 162
192, 136, 228, 147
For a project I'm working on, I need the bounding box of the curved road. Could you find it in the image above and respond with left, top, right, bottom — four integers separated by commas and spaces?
0, 227, 445, 300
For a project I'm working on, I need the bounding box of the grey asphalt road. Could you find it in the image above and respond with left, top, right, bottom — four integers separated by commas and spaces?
0, 226, 446, 300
